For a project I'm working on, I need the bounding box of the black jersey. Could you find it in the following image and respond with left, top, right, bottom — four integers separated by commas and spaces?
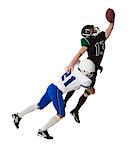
81, 31, 106, 69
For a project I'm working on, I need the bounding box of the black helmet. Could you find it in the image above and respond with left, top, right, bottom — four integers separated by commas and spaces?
81, 25, 100, 38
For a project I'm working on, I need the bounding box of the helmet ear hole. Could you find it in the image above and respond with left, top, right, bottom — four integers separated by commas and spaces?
78, 59, 95, 77
81, 25, 95, 37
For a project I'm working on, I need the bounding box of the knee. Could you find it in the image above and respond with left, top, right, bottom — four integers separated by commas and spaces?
37, 104, 42, 109
85, 87, 95, 95
34, 104, 40, 109
57, 113, 65, 118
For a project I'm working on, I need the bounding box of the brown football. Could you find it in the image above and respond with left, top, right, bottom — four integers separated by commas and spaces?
106, 8, 115, 23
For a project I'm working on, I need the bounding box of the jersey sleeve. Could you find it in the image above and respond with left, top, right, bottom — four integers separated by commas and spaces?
81, 38, 90, 47
98, 31, 106, 41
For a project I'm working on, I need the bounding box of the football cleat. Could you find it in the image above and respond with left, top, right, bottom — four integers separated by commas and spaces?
12, 113, 22, 129
70, 110, 80, 123
37, 129, 53, 139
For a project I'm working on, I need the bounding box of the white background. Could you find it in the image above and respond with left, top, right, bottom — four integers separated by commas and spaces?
0, 0, 130, 149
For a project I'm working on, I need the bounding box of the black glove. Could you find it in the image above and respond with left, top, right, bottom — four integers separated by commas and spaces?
98, 66, 103, 73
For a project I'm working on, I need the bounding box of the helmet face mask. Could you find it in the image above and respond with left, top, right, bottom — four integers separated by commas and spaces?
78, 59, 95, 78
92, 27, 100, 37
86, 71, 94, 78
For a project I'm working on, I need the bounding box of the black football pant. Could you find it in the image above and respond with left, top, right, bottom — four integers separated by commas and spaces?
64, 90, 87, 112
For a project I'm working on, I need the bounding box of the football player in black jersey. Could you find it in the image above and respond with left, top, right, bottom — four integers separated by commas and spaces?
64, 15, 115, 123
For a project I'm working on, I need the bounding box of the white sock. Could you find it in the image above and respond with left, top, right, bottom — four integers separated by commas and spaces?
18, 104, 38, 118
41, 115, 61, 131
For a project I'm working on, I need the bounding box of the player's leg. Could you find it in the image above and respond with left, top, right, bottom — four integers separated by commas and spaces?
12, 88, 51, 129
12, 104, 39, 129
64, 90, 75, 106
18, 104, 39, 118
38, 84, 65, 139
38, 115, 61, 139
70, 71, 97, 123
72, 87, 95, 112
70, 88, 94, 123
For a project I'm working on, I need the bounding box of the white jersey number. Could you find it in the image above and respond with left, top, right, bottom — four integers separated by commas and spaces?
95, 40, 105, 56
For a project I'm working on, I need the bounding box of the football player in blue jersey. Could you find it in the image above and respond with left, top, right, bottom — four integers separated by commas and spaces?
12, 59, 95, 139
64, 10, 115, 123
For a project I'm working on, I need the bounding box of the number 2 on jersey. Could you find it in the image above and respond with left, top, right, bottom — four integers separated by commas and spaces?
61, 72, 76, 87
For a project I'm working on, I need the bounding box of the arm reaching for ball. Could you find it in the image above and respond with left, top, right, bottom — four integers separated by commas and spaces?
105, 8, 115, 39
105, 22, 114, 39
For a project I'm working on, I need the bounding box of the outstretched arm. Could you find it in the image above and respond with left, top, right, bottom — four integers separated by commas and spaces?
105, 8, 115, 39
65, 46, 87, 72
105, 22, 114, 39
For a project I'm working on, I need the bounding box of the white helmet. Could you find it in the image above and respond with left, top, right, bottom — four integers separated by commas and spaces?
78, 59, 95, 78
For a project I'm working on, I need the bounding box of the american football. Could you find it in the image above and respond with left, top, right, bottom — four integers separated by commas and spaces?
106, 8, 115, 23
